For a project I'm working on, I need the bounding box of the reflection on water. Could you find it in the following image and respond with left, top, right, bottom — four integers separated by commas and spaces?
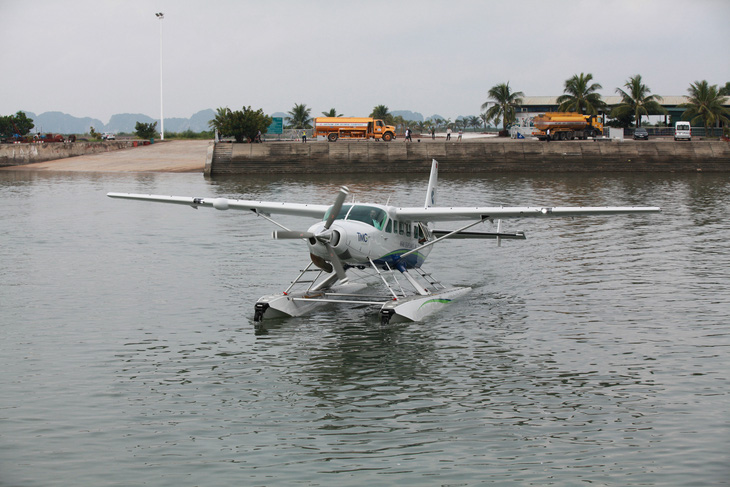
1, 170, 729, 486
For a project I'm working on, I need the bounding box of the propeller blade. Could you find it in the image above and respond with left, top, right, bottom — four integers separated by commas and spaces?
324, 242, 348, 282
272, 230, 315, 240
324, 186, 349, 230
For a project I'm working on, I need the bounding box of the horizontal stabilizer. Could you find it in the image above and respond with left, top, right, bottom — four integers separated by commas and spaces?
432, 230, 526, 240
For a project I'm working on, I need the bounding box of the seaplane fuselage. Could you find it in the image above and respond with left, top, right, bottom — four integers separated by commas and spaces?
306, 203, 431, 271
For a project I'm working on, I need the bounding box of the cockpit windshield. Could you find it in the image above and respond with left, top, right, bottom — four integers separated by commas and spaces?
322, 204, 387, 230
323, 204, 352, 223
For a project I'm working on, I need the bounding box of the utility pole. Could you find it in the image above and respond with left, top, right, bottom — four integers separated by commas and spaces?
155, 12, 164, 141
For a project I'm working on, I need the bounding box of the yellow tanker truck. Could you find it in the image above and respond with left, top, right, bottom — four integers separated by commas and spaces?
313, 117, 397, 142
533, 112, 603, 140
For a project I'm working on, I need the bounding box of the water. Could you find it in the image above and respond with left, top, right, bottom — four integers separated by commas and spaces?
1, 169, 728, 486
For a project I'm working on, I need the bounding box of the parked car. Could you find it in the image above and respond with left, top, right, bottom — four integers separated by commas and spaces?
102, 133, 116, 140
633, 127, 649, 140
674, 122, 691, 141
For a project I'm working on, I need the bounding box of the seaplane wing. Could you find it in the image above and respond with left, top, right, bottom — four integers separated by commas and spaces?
108, 159, 661, 325
106, 193, 330, 219
395, 205, 661, 222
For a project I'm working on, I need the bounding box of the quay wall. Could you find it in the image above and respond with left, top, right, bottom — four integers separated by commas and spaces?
0, 141, 135, 167
208, 140, 730, 175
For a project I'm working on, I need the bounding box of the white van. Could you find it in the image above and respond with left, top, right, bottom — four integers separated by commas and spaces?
674, 122, 691, 141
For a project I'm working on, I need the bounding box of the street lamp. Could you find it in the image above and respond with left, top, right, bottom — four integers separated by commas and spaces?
155, 12, 164, 140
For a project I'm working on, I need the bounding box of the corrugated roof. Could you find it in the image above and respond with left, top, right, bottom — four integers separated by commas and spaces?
520, 95, 727, 107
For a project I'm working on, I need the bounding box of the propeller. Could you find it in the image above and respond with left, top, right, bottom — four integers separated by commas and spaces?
272, 186, 350, 282
272, 230, 314, 239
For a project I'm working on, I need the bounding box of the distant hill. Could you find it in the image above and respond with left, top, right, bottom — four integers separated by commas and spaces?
18, 108, 217, 134
392, 110, 424, 122
26, 111, 105, 134
105, 113, 156, 133
188, 109, 216, 131
17, 108, 462, 134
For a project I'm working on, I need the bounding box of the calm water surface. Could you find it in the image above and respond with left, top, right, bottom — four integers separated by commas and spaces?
1, 169, 728, 486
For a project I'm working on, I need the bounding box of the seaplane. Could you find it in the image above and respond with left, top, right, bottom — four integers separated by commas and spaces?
108, 159, 660, 325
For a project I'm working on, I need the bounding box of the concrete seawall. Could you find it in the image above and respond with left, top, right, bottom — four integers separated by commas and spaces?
208, 139, 730, 175
0, 141, 136, 167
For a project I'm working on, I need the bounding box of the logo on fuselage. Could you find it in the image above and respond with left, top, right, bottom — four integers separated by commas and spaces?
357, 232, 369, 242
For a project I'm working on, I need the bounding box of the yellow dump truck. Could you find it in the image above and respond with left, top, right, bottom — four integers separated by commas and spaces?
533, 112, 603, 140
313, 117, 397, 142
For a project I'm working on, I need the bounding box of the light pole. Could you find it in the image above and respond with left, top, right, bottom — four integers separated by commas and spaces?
155, 12, 164, 140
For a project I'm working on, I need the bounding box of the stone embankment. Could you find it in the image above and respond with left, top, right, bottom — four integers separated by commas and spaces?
207, 139, 730, 175
0, 141, 136, 167
3, 138, 729, 174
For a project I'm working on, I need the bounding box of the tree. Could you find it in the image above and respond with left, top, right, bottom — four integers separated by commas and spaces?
0, 111, 34, 137
481, 82, 524, 129
467, 115, 482, 132
135, 121, 158, 139
479, 113, 490, 130
719, 82, 730, 97
679, 80, 730, 138
208, 106, 273, 143
610, 75, 666, 127
392, 114, 406, 133
370, 105, 393, 123
557, 73, 606, 114
605, 111, 635, 129
209, 107, 231, 137
321, 108, 342, 117
0, 116, 14, 138
89, 126, 103, 140
286, 103, 312, 129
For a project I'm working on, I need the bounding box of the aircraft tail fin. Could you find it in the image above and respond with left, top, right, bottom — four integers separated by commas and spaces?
424, 159, 438, 208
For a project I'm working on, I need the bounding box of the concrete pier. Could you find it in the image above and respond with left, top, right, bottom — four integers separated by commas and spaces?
209, 139, 730, 175
2, 138, 729, 174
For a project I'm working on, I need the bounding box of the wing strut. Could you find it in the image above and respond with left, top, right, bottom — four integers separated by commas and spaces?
399, 217, 488, 260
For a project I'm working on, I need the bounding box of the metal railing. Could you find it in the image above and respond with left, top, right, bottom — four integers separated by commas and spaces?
625, 127, 725, 137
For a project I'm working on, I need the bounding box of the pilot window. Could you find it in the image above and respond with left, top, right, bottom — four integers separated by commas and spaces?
323, 204, 352, 222
344, 205, 387, 230
385, 219, 392, 233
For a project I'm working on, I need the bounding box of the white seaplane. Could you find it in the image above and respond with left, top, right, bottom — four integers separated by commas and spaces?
108, 159, 660, 324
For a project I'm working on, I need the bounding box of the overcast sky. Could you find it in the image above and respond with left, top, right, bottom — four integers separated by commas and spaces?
2, 0, 728, 123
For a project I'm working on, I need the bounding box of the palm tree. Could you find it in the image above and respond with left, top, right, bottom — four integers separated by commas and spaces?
209, 107, 232, 136
557, 73, 606, 115
467, 115, 481, 132
610, 75, 667, 127
481, 82, 524, 129
720, 82, 730, 97
321, 108, 342, 117
370, 105, 392, 123
680, 80, 730, 138
479, 113, 490, 130
286, 103, 312, 129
